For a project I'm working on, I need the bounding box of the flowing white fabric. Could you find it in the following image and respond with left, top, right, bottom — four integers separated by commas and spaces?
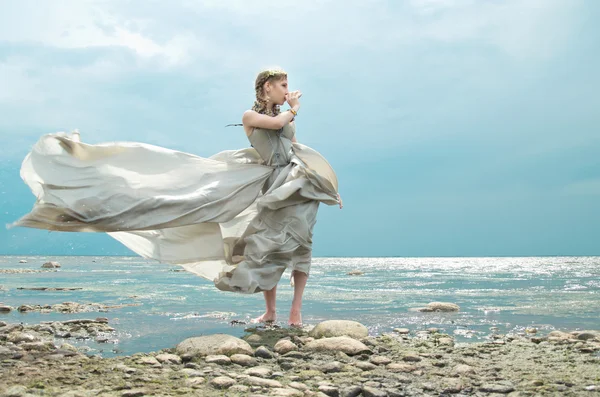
10, 127, 339, 293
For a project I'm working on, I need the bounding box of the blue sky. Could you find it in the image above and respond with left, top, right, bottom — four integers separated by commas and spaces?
0, 0, 598, 257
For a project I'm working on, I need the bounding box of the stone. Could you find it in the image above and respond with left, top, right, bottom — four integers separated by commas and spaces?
244, 376, 283, 388
230, 353, 257, 366
255, 345, 275, 359
362, 386, 386, 397
19, 259, 27, 263
387, 363, 417, 373
309, 320, 369, 340
155, 353, 181, 364
438, 337, 454, 346
229, 385, 250, 393
318, 385, 339, 397
303, 337, 371, 356
205, 354, 231, 365
176, 334, 253, 358
0, 305, 12, 313
180, 368, 203, 377
402, 353, 421, 362
575, 331, 599, 341
244, 366, 272, 378
320, 361, 344, 373
355, 361, 377, 371
184, 377, 205, 388
2, 385, 27, 397
7, 332, 39, 343
341, 385, 362, 397
274, 339, 298, 354
480, 383, 515, 393
288, 382, 309, 391
442, 379, 463, 394
121, 391, 145, 397
415, 302, 460, 312
42, 261, 61, 268
270, 388, 304, 396
393, 328, 410, 334
369, 355, 392, 365
453, 364, 476, 375
138, 357, 162, 368
210, 376, 236, 389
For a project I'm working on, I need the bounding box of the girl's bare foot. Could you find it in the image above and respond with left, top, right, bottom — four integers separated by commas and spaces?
251, 311, 276, 324
288, 309, 302, 327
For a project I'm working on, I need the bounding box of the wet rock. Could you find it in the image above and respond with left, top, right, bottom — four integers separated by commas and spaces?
303, 336, 371, 356
19, 260, 27, 263
42, 261, 61, 268
7, 332, 40, 344
176, 334, 253, 358
0, 305, 12, 313
274, 339, 298, 354
309, 320, 369, 340
347, 270, 364, 276
255, 345, 274, 359
210, 376, 236, 389
393, 328, 410, 334
411, 302, 460, 312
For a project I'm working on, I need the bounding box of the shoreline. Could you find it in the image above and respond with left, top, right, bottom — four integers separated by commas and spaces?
1, 318, 599, 396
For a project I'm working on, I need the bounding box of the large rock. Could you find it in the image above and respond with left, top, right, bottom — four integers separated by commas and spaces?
309, 320, 369, 340
42, 261, 61, 268
303, 336, 371, 356
410, 302, 460, 312
176, 334, 253, 358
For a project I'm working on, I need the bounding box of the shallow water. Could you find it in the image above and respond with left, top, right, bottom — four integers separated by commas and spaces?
1, 256, 599, 357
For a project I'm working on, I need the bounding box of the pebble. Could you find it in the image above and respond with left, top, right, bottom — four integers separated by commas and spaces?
230, 353, 257, 366
274, 339, 298, 354
244, 366, 272, 378
255, 345, 274, 359
205, 354, 231, 365
210, 376, 236, 389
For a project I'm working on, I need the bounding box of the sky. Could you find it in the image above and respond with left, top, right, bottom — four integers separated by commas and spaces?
0, 0, 599, 257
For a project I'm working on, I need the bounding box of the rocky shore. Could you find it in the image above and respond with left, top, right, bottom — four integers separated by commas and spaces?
1, 317, 599, 397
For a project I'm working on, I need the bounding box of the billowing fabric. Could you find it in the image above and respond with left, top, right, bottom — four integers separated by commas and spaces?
10, 123, 339, 293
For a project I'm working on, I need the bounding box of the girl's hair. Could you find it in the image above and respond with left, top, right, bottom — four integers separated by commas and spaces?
251, 68, 288, 116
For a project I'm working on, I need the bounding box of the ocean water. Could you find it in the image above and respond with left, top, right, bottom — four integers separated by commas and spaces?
0, 256, 599, 358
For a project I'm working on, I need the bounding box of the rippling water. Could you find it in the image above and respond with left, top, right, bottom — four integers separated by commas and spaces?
1, 256, 598, 357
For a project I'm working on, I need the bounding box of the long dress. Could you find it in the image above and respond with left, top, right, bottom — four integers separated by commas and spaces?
9, 123, 340, 293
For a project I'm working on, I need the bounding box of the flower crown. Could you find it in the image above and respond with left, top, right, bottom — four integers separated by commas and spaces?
265, 69, 286, 77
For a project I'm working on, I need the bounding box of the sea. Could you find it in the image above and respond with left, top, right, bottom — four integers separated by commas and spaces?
1, 256, 599, 358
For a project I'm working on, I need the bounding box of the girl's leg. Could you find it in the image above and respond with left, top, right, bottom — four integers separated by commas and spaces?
289, 270, 308, 326
252, 285, 277, 323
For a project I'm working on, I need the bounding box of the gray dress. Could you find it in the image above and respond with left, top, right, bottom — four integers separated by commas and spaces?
11, 123, 340, 294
